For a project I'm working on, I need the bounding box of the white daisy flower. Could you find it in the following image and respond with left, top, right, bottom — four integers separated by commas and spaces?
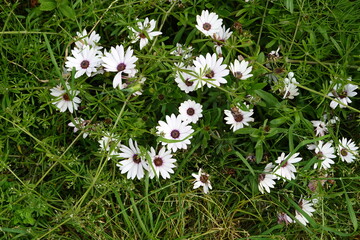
116, 138, 149, 180
130, 17, 162, 50
156, 114, 194, 152
170, 43, 193, 60
174, 67, 199, 93
65, 46, 102, 78
98, 132, 119, 156
192, 168, 212, 194
274, 152, 302, 181
229, 59, 253, 80
328, 78, 358, 109
148, 147, 176, 179
50, 83, 81, 113
258, 163, 277, 194
102, 45, 138, 89
277, 212, 293, 225
195, 10, 223, 36
311, 120, 328, 137
338, 137, 358, 163
224, 103, 254, 132
283, 72, 299, 99
212, 25, 232, 55
74, 29, 102, 51
295, 198, 315, 226
193, 53, 229, 88
313, 141, 336, 170
68, 118, 90, 138
179, 100, 203, 124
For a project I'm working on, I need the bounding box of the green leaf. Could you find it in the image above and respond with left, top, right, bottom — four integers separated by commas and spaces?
254, 89, 280, 107
185, 28, 197, 46
330, 37, 343, 56
255, 140, 263, 163
284, 0, 294, 14
256, 52, 266, 64
58, 4, 76, 19
341, 180, 358, 231
234, 127, 257, 135
270, 117, 288, 126
250, 83, 267, 91
173, 26, 185, 44
39, 0, 57, 11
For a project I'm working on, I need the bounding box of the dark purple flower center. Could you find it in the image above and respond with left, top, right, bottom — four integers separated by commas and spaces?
234, 114, 243, 122
340, 148, 348, 156
316, 151, 324, 160
80, 60, 90, 69
62, 93, 71, 101
133, 154, 141, 164
200, 174, 209, 183
258, 173, 266, 181
234, 72, 243, 79
139, 33, 146, 39
280, 160, 288, 168
339, 91, 347, 99
185, 79, 194, 86
203, 23, 211, 31
154, 157, 163, 166
117, 63, 126, 72
171, 130, 180, 139
187, 108, 195, 116
205, 70, 215, 79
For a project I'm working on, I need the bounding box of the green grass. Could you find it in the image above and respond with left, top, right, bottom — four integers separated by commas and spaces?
1, 0, 360, 239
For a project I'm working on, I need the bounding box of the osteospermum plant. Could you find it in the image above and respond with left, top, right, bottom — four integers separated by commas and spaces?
2, 1, 360, 239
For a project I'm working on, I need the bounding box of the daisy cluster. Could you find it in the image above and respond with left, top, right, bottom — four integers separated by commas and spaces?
47, 6, 359, 225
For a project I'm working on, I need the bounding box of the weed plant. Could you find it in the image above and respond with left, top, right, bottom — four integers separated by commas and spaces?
0, 0, 359, 239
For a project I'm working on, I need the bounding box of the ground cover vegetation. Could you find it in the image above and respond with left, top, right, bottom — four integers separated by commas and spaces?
1, 0, 360, 239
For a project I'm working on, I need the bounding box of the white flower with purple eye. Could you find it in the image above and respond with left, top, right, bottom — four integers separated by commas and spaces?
156, 114, 194, 152
313, 141, 336, 170
65, 46, 102, 78
273, 152, 302, 181
148, 147, 176, 179
212, 26, 232, 55
179, 100, 203, 124
337, 137, 358, 163
328, 78, 358, 109
74, 29, 102, 51
277, 212, 293, 225
283, 72, 299, 99
229, 59, 253, 80
193, 53, 229, 88
102, 45, 138, 89
50, 83, 81, 113
68, 118, 90, 138
98, 132, 120, 157
195, 10, 223, 36
224, 103, 254, 132
258, 163, 277, 194
130, 18, 162, 50
192, 168, 212, 194
295, 198, 315, 226
116, 138, 149, 180
174, 66, 199, 93
170, 43, 193, 60
311, 120, 328, 137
